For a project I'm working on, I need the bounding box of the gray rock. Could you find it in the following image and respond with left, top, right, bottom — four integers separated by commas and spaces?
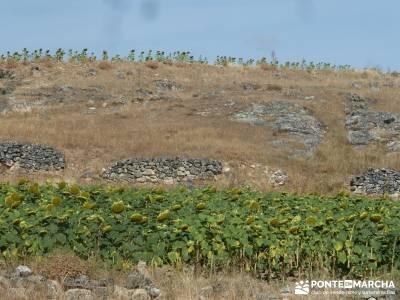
154, 79, 183, 92
126, 271, 150, 290
103, 157, 222, 183
143, 169, 156, 176
350, 168, 400, 195
126, 270, 160, 298
0, 86, 14, 95
47, 280, 62, 299
65, 288, 95, 300
147, 286, 160, 298
113, 285, 130, 300
232, 101, 325, 156
0, 68, 15, 79
241, 82, 260, 91
268, 170, 288, 187
345, 93, 400, 150
0, 142, 65, 171
25, 274, 45, 284
15, 265, 32, 277
87, 69, 97, 76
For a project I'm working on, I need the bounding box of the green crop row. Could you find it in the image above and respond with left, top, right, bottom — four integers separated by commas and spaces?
0, 48, 355, 71
0, 180, 399, 278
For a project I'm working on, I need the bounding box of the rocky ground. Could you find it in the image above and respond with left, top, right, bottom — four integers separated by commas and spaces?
0, 263, 160, 300
1, 61, 400, 194
345, 93, 400, 150
232, 101, 325, 156
1, 262, 397, 300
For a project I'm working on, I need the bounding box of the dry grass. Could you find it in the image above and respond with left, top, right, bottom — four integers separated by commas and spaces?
4, 59, 18, 69
97, 60, 113, 70
1, 61, 400, 193
0, 253, 373, 300
145, 60, 159, 69
32, 254, 89, 280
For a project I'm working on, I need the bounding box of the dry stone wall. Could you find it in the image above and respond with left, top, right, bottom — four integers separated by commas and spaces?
102, 157, 222, 183
350, 168, 400, 196
0, 142, 65, 171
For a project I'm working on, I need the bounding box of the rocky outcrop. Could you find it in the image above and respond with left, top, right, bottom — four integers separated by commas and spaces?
126, 270, 160, 298
0, 142, 65, 171
0, 85, 113, 114
232, 101, 325, 156
154, 79, 183, 92
0, 68, 15, 80
0, 263, 161, 300
350, 168, 400, 196
345, 93, 400, 150
102, 157, 222, 183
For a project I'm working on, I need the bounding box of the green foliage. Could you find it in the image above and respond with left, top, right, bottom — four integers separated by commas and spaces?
0, 181, 399, 277
0, 48, 356, 71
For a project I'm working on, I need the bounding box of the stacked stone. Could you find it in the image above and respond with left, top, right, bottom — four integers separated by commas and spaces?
350, 168, 400, 195
102, 157, 222, 183
0, 142, 65, 171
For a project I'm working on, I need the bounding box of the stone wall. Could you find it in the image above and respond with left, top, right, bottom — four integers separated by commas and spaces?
350, 168, 400, 196
0, 142, 65, 171
102, 157, 222, 183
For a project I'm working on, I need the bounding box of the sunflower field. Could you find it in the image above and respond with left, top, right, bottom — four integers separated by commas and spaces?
0, 180, 399, 278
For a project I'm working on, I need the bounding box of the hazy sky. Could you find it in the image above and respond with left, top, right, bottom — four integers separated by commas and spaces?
1, 0, 399, 69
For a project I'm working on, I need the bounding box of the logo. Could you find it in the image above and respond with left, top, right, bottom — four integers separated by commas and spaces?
293, 279, 396, 296
295, 280, 310, 295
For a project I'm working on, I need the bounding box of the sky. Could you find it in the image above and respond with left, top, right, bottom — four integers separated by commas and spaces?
1, 0, 399, 70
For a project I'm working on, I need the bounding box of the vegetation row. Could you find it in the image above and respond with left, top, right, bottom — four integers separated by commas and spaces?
0, 48, 353, 71
0, 180, 399, 278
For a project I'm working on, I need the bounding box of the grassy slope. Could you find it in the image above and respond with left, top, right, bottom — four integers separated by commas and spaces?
1, 60, 400, 193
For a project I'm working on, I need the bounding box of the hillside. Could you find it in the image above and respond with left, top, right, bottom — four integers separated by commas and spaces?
1, 59, 400, 194
1, 56, 400, 299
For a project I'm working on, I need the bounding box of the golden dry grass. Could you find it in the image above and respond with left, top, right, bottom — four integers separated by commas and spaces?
0, 254, 369, 300
1, 61, 400, 193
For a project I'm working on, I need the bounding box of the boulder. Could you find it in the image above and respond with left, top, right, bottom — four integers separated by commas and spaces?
15, 265, 32, 277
